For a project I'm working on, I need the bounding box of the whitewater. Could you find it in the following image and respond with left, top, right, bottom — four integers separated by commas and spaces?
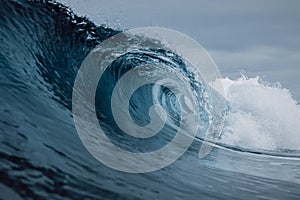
219, 75, 300, 151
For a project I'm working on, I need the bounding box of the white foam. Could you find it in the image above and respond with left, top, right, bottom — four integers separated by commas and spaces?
219, 75, 300, 151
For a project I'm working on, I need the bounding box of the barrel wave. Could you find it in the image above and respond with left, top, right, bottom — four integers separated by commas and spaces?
1, 1, 300, 199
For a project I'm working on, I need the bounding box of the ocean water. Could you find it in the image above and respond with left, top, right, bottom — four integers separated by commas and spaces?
0, 1, 300, 199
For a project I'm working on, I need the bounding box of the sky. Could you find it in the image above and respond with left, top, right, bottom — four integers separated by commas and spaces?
59, 0, 300, 100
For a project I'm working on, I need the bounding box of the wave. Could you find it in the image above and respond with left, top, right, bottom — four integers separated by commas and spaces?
1, 0, 300, 198
1, 0, 299, 161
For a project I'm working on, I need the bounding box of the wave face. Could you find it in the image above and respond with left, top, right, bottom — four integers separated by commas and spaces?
0, 0, 219, 198
0, 1, 123, 199
1, 1, 300, 199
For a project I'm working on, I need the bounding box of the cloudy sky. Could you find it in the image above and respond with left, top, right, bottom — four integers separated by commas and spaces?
60, 0, 300, 99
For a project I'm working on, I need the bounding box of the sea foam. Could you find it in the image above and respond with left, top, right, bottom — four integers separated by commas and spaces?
219, 76, 300, 151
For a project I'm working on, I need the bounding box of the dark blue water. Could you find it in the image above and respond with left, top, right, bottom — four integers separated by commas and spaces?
1, 1, 300, 199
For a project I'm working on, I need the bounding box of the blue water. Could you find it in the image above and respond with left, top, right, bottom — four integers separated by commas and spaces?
0, 1, 300, 199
